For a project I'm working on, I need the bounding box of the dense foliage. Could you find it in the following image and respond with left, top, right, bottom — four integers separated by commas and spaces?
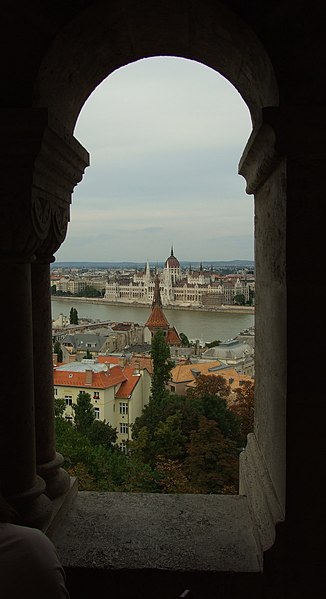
55, 370, 254, 494
130, 378, 243, 493
69, 307, 79, 324
55, 393, 159, 492
150, 329, 174, 403
53, 340, 63, 363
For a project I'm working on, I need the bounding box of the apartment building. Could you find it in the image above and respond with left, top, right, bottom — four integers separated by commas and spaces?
53, 358, 151, 449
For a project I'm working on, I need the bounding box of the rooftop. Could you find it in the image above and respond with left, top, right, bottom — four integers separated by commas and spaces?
55, 359, 109, 373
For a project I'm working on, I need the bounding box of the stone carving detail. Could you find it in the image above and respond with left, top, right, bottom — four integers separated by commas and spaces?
31, 196, 52, 240
52, 204, 70, 244
0, 109, 88, 262
34, 203, 70, 260
239, 123, 280, 195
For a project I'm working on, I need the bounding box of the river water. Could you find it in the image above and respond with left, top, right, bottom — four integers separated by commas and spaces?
51, 298, 254, 344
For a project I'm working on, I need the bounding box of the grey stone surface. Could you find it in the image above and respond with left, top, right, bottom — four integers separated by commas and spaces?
52, 492, 261, 573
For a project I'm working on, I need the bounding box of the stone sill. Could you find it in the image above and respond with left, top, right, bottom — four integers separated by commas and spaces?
50, 491, 261, 574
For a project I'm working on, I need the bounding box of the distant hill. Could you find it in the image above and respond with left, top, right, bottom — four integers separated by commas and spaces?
51, 260, 254, 269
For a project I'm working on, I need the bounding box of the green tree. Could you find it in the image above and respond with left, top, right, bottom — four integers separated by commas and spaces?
153, 411, 187, 461
200, 395, 241, 444
53, 340, 63, 363
233, 294, 245, 306
187, 375, 241, 445
229, 380, 254, 448
131, 393, 200, 467
150, 329, 174, 403
83, 349, 93, 360
187, 374, 231, 402
180, 332, 191, 347
246, 288, 255, 306
82, 285, 101, 298
185, 416, 239, 494
72, 391, 95, 434
54, 397, 65, 418
205, 339, 221, 348
88, 419, 117, 449
55, 414, 158, 493
69, 307, 79, 324
156, 457, 196, 494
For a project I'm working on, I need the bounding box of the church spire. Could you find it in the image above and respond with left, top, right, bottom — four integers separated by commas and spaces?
152, 273, 163, 308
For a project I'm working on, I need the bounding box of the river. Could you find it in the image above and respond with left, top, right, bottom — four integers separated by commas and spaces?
51, 298, 254, 344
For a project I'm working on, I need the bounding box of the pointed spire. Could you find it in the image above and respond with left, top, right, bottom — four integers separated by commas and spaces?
152, 273, 162, 308
200, 261, 203, 271
171, 244, 174, 257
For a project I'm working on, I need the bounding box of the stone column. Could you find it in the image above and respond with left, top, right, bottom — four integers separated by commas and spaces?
238, 118, 286, 552
0, 107, 89, 525
262, 105, 326, 589
29, 109, 89, 501
0, 257, 53, 529
31, 257, 70, 498
239, 106, 326, 590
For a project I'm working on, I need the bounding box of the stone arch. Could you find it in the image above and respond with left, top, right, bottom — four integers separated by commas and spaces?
12, 0, 285, 556
33, 0, 279, 132
31, 0, 284, 550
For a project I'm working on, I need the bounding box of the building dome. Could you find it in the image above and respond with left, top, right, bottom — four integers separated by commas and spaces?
165, 246, 180, 269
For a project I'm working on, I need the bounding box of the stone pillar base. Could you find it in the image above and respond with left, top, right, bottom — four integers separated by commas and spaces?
37, 452, 71, 499
8, 475, 53, 530
45, 477, 78, 538
239, 433, 284, 555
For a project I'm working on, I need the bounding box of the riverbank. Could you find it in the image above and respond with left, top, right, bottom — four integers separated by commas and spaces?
51, 295, 254, 315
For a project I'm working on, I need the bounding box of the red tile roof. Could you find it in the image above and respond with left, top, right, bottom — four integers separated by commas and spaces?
171, 361, 223, 383
115, 366, 140, 398
145, 305, 170, 329
97, 355, 121, 365
166, 327, 181, 346
130, 355, 153, 375
53, 365, 126, 389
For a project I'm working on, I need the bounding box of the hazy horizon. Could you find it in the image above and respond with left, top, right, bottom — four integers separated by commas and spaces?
52, 258, 254, 267
55, 56, 253, 263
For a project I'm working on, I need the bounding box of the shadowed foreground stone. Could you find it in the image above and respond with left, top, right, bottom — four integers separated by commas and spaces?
51, 492, 260, 572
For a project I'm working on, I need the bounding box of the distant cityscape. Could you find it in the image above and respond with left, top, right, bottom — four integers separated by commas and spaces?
51, 247, 255, 309
52, 249, 255, 451
52, 269, 255, 450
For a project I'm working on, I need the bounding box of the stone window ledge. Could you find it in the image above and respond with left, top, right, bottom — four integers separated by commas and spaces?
50, 491, 261, 573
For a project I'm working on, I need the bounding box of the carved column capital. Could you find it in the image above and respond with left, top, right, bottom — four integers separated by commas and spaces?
239, 105, 326, 195
0, 108, 89, 260
238, 121, 280, 195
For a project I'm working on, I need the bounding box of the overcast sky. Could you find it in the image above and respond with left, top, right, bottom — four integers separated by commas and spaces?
55, 56, 253, 264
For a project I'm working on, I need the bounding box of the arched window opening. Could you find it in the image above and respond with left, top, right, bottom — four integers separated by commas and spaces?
52, 56, 254, 497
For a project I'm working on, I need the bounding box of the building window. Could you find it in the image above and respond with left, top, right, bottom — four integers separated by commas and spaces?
120, 423, 128, 434
94, 407, 100, 420
119, 402, 128, 414
119, 440, 127, 454
64, 395, 73, 406
93, 391, 100, 399
54, 388, 58, 396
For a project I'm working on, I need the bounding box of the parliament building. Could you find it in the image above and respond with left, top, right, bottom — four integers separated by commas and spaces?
104, 247, 254, 307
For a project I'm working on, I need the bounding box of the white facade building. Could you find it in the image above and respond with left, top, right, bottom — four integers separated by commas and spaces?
105, 247, 254, 307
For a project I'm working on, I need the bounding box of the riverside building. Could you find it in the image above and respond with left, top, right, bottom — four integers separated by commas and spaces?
104, 247, 254, 307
